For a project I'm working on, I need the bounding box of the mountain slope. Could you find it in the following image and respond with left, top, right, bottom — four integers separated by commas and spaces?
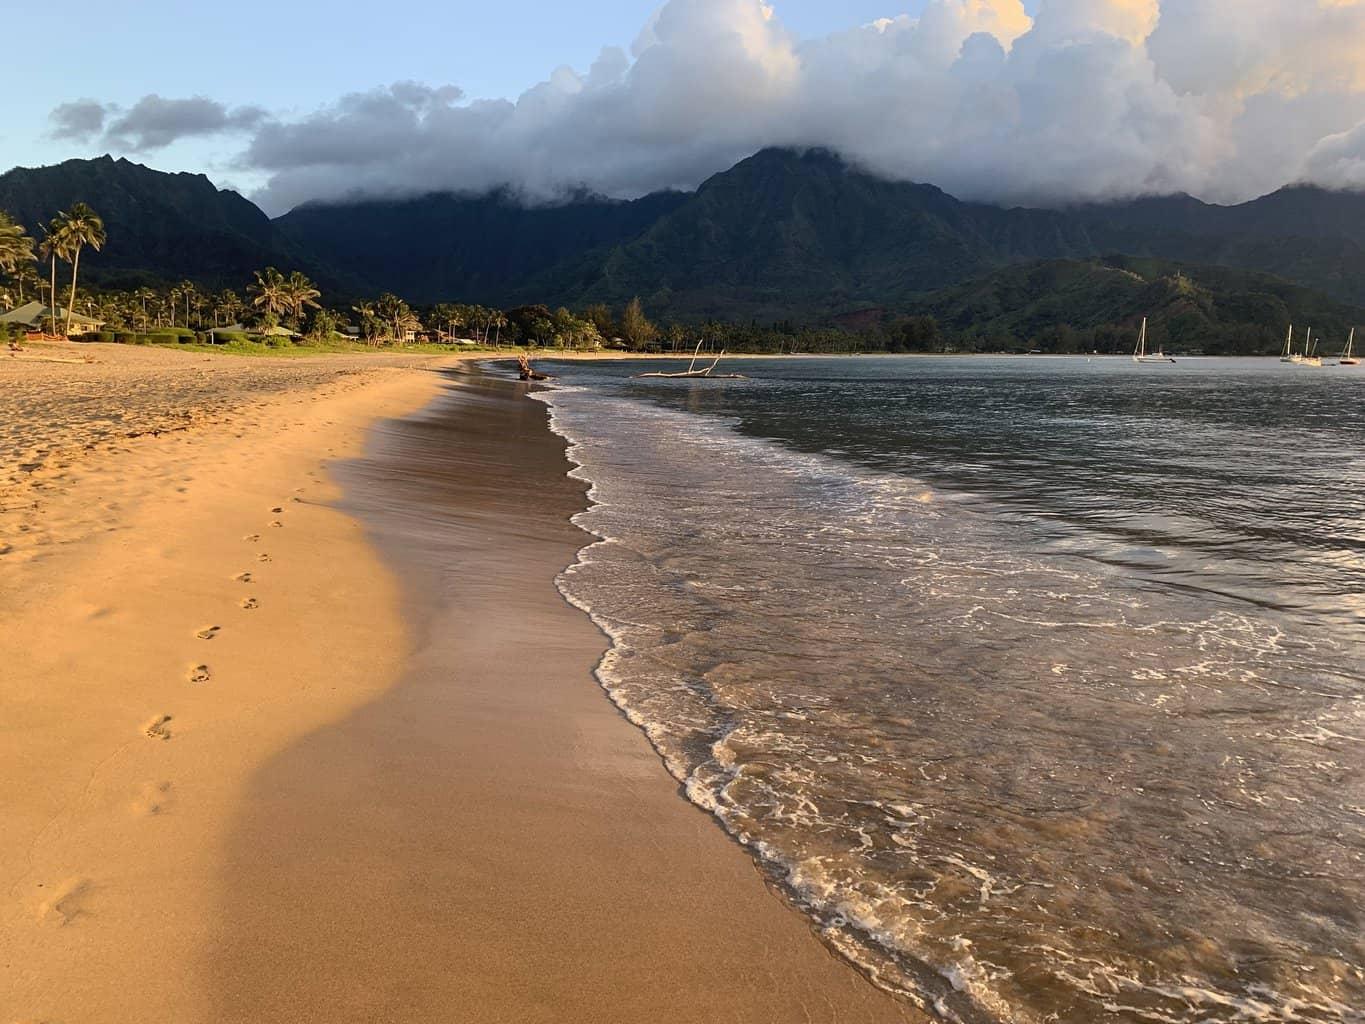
2, 151, 1363, 319
0, 156, 304, 288
274, 188, 689, 305
518, 148, 1099, 317
517, 149, 1365, 317
916, 256, 1365, 354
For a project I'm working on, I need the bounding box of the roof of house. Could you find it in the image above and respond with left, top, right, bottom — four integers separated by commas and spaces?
0, 301, 103, 327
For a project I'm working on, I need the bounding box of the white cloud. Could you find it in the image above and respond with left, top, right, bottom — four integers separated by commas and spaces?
48, 0, 1365, 213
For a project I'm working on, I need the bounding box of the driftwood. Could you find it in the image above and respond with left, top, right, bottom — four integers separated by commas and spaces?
6, 350, 95, 364
636, 340, 747, 379
517, 354, 550, 381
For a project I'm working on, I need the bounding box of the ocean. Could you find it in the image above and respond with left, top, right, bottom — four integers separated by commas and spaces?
526, 355, 1363, 1024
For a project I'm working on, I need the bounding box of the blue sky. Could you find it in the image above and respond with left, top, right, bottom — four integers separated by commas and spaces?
4, 1, 963, 181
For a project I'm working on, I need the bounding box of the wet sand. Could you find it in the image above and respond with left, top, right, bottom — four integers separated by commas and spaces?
1, 350, 919, 1022
210, 365, 923, 1022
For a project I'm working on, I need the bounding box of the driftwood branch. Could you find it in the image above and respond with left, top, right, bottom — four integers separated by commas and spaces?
517, 354, 550, 381
636, 339, 746, 379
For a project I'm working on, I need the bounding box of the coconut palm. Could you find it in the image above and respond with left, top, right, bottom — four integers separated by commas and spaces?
431, 303, 465, 342
375, 293, 418, 343
490, 310, 508, 347
351, 301, 381, 345
9, 263, 40, 306
37, 222, 70, 335
249, 267, 288, 317
135, 287, 157, 330
282, 271, 320, 323
216, 289, 244, 326
0, 213, 35, 297
51, 203, 106, 337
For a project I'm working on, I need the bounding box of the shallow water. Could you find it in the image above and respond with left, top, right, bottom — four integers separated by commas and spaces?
529, 356, 1364, 1023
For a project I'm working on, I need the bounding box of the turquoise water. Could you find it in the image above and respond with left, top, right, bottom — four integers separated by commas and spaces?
532, 356, 1364, 1023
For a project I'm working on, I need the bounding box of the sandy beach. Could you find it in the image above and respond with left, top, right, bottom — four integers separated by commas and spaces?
1, 345, 919, 1023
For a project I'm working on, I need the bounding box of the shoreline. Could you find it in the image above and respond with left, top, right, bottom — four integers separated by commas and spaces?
1, 349, 920, 1021
208, 363, 923, 1022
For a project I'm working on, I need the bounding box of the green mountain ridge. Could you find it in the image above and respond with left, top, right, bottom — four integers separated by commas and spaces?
2, 149, 1364, 344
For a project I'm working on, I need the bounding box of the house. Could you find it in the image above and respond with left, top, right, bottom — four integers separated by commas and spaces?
0, 301, 104, 336
207, 323, 299, 343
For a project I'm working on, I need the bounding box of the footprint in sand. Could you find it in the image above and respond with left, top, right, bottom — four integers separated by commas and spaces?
131, 781, 174, 816
240, 597, 259, 611
233, 571, 253, 583
269, 520, 284, 529
36, 876, 92, 926
195, 626, 221, 641
257, 553, 272, 563
188, 664, 211, 684
243, 533, 260, 543
144, 715, 173, 741
270, 506, 283, 514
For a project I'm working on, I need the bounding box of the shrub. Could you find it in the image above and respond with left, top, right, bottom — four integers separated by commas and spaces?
214, 330, 251, 345
149, 333, 180, 345
114, 332, 136, 344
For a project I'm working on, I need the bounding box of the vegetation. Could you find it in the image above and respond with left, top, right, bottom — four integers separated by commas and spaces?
3, 153, 1362, 357
52, 202, 106, 336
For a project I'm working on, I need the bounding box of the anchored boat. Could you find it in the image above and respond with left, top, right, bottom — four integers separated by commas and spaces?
1133, 318, 1176, 364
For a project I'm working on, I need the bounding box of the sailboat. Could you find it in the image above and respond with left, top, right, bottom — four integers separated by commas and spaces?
1133, 318, 1175, 364
1341, 328, 1359, 366
1280, 324, 1300, 363
1300, 328, 1323, 368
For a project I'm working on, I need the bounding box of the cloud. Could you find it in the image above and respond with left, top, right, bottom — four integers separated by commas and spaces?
48, 99, 110, 142
47, 0, 1365, 212
102, 95, 268, 151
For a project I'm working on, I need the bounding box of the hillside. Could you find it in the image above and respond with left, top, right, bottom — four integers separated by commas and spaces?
273, 188, 688, 305
0, 156, 307, 288
515, 149, 1365, 318
915, 256, 1365, 354
2, 151, 1364, 323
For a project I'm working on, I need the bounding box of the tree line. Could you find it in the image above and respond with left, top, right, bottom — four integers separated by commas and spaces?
5, 203, 1331, 356
0, 204, 105, 337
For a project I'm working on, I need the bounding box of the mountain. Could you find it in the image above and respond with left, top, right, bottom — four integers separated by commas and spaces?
512, 149, 1365, 318
914, 256, 1365, 354
274, 188, 689, 305
3, 150, 1364, 324
0, 156, 307, 289
514, 148, 1097, 318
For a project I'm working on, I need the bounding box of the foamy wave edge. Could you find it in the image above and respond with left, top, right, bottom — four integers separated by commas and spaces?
526, 382, 1350, 1024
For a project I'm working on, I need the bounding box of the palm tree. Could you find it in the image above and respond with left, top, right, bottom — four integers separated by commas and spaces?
0, 212, 35, 304
10, 263, 40, 306
52, 203, 106, 337
490, 310, 507, 348
249, 267, 288, 317
351, 301, 381, 345
37, 222, 69, 336
174, 280, 198, 328
431, 303, 465, 342
216, 289, 244, 326
375, 293, 414, 343
135, 287, 157, 330
282, 271, 320, 323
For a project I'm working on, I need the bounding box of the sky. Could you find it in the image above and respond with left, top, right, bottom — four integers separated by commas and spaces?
7, 0, 1365, 215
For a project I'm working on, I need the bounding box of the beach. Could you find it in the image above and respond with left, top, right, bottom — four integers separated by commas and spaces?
0, 345, 920, 1023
